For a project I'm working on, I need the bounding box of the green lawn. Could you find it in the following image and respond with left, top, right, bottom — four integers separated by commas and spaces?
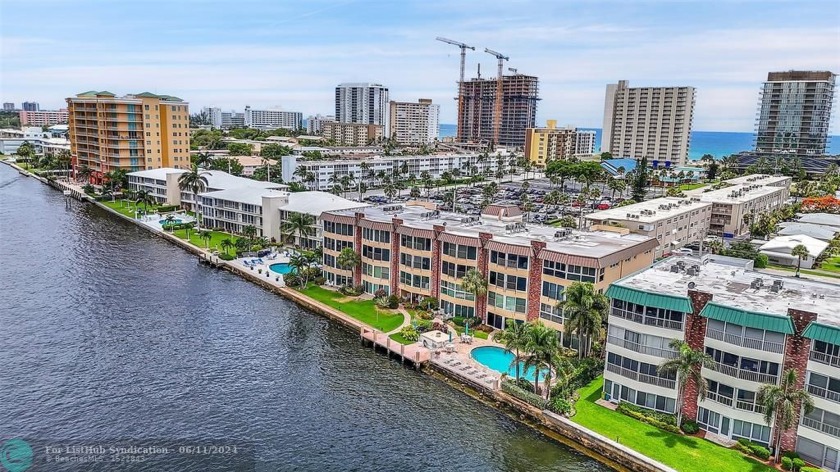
299, 285, 404, 332
767, 263, 840, 279
571, 378, 773, 472
820, 256, 840, 274
100, 199, 156, 218
171, 228, 238, 253
452, 325, 489, 340
678, 182, 709, 191
389, 332, 415, 345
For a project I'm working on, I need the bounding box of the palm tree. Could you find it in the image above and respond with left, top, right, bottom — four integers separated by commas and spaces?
241, 225, 258, 248
492, 319, 530, 382
220, 238, 234, 256
461, 268, 488, 321
178, 164, 209, 229
336, 247, 361, 284
163, 214, 176, 232
556, 282, 608, 358
522, 322, 561, 397
791, 244, 809, 277
193, 151, 213, 168
289, 252, 314, 289
657, 339, 715, 427
76, 164, 92, 183
757, 368, 814, 463
199, 230, 212, 249
135, 189, 155, 214
608, 178, 627, 200
281, 212, 315, 246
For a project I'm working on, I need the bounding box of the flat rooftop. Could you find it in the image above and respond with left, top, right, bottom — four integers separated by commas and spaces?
585, 197, 711, 223
698, 183, 785, 204
295, 153, 479, 166
614, 255, 840, 326
327, 204, 657, 260
723, 174, 791, 186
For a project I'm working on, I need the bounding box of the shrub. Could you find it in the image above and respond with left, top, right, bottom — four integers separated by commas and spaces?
387, 294, 400, 309
801, 467, 823, 472
374, 297, 391, 309
749, 444, 770, 460
781, 457, 792, 471
680, 420, 699, 434
374, 288, 388, 299
415, 319, 432, 332
754, 253, 769, 268
512, 377, 534, 392
219, 253, 235, 261
284, 273, 300, 287
792, 458, 805, 471
501, 380, 547, 409
156, 204, 179, 212
415, 310, 433, 320
417, 296, 439, 311
550, 397, 573, 416
82, 184, 95, 194
399, 325, 419, 342
451, 316, 466, 327
313, 276, 326, 285
339, 284, 362, 296
616, 402, 679, 433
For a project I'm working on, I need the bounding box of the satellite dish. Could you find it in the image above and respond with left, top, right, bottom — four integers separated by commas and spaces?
688, 281, 696, 289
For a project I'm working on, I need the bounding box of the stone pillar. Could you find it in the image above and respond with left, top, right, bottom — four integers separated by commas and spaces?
779, 308, 818, 452
476, 232, 493, 322
353, 213, 364, 286
389, 218, 403, 296
682, 289, 713, 424
431, 225, 445, 300
527, 241, 546, 322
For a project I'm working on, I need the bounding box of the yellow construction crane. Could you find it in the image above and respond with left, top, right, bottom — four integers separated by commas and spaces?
484, 48, 509, 147
436, 37, 475, 142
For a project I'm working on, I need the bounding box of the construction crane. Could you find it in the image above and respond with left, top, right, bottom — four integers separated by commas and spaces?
484, 48, 509, 147
436, 37, 475, 142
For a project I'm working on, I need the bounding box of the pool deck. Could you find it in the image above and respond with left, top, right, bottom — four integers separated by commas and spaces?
428, 334, 503, 391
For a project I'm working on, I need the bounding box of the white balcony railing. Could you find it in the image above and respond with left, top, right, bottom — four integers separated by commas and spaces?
709, 361, 779, 385
810, 351, 840, 368
606, 363, 676, 389
705, 328, 785, 354
807, 384, 840, 404
706, 391, 734, 407
610, 308, 684, 331
802, 417, 840, 438
607, 335, 678, 359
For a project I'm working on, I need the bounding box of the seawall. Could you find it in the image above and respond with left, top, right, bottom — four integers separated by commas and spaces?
4, 160, 676, 472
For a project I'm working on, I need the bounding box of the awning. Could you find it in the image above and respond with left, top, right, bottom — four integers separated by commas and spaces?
395, 226, 435, 239
438, 233, 480, 246
358, 219, 393, 231
802, 322, 840, 345
699, 302, 794, 334
320, 212, 355, 224
486, 240, 531, 256
537, 249, 599, 268
605, 284, 693, 313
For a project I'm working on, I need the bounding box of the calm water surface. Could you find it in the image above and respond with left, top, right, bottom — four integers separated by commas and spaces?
0, 164, 610, 471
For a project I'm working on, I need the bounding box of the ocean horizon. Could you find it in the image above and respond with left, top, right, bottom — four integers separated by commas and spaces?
438, 124, 840, 160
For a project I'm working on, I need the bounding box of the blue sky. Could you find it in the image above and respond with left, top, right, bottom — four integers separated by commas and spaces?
1, 0, 838, 131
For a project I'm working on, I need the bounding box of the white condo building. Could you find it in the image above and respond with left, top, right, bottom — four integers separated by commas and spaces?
244, 106, 303, 130
602, 80, 696, 167
306, 114, 335, 134
335, 83, 389, 137
575, 130, 597, 156
388, 99, 440, 145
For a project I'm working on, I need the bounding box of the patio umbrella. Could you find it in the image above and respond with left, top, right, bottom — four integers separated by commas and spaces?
465, 323, 469, 336
449, 330, 452, 342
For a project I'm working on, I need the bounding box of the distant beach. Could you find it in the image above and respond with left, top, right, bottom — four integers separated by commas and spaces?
438, 124, 840, 160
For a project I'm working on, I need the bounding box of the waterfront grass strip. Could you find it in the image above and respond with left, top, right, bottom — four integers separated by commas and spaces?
299, 285, 403, 332
100, 199, 155, 218
572, 378, 773, 472
389, 332, 415, 345
171, 228, 238, 252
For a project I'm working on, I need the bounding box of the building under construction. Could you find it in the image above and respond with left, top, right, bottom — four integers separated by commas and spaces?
457, 73, 539, 149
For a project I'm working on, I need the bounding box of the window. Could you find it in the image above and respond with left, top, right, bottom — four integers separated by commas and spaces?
489, 271, 526, 291
443, 242, 477, 260
443, 261, 469, 278
440, 280, 475, 301
400, 235, 431, 251
362, 227, 391, 243
399, 271, 429, 289
487, 292, 526, 314
400, 253, 430, 270
362, 263, 389, 280
324, 221, 354, 236
539, 303, 564, 325
362, 245, 390, 261
490, 250, 528, 269
731, 420, 770, 445
697, 407, 720, 434
542, 281, 564, 300
441, 300, 474, 318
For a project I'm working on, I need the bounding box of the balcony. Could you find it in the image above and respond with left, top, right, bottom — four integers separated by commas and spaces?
610, 307, 684, 331
735, 400, 765, 414
807, 384, 840, 403
705, 328, 785, 354
810, 350, 840, 368
607, 335, 678, 359
709, 361, 779, 385
605, 363, 676, 389
802, 417, 840, 438
706, 391, 734, 407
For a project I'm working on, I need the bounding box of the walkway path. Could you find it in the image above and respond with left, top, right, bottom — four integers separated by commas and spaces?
388, 307, 413, 335
758, 267, 840, 285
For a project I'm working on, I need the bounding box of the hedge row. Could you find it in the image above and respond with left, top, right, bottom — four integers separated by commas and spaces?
501, 380, 548, 409
616, 402, 680, 434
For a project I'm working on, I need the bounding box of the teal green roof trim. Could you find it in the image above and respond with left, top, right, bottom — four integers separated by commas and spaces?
700, 302, 794, 334
803, 322, 840, 345
605, 284, 693, 313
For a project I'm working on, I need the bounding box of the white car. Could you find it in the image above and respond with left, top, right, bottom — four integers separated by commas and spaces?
675, 248, 694, 256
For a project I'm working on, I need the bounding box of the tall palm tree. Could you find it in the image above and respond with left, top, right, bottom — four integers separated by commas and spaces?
199, 230, 212, 249
281, 212, 315, 246
220, 238, 234, 256
289, 251, 316, 288
461, 268, 488, 321
657, 339, 715, 427
556, 282, 608, 358
163, 214, 176, 232
791, 244, 809, 278
76, 164, 93, 183
757, 368, 814, 463
522, 322, 561, 397
178, 164, 209, 229
136, 189, 155, 214
336, 247, 361, 284
193, 151, 213, 168
241, 225, 258, 248
492, 319, 530, 382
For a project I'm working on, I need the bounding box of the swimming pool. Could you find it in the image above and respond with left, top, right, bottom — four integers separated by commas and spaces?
269, 263, 294, 275
471, 346, 545, 382
159, 218, 183, 225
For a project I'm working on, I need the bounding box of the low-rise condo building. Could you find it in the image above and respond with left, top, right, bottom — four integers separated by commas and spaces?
321, 121, 384, 146
584, 197, 712, 257
698, 184, 789, 237
603, 255, 840, 469
320, 202, 657, 344
127, 168, 286, 207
